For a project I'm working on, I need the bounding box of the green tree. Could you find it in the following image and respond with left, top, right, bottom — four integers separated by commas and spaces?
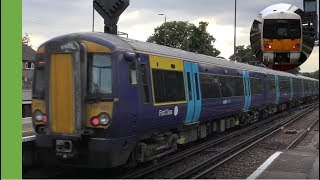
300, 69, 319, 79
229, 45, 255, 63
286, 67, 301, 75
147, 21, 220, 57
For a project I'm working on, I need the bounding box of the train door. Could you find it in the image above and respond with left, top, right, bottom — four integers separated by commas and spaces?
121, 58, 140, 135
47, 42, 84, 134
242, 71, 251, 111
275, 75, 280, 104
184, 62, 202, 124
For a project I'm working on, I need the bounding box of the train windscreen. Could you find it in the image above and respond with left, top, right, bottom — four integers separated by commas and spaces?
263, 19, 301, 39
33, 56, 47, 99
87, 54, 112, 99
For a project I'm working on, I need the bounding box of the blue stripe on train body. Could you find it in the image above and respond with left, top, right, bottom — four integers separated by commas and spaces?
184, 61, 195, 124
247, 71, 252, 108
242, 70, 251, 111
184, 62, 202, 124
191, 63, 202, 123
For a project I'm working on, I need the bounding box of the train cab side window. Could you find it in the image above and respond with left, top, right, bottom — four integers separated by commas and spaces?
152, 69, 185, 103
129, 62, 137, 85
139, 64, 150, 103
33, 57, 47, 99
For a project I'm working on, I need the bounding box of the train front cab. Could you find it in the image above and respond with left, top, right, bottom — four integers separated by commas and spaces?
32, 38, 138, 168
261, 12, 302, 64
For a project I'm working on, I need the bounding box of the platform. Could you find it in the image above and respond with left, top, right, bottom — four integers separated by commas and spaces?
248, 149, 319, 179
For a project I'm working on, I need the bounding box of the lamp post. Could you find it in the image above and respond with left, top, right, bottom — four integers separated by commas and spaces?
158, 13, 167, 46
92, 5, 95, 32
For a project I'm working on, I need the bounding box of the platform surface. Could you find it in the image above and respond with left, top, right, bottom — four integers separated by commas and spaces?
248, 149, 319, 179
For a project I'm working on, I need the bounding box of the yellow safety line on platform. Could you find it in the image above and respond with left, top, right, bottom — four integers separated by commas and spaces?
22, 129, 34, 133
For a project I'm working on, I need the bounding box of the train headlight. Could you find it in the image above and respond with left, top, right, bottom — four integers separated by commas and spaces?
90, 113, 111, 127
33, 110, 47, 123
264, 44, 272, 49
293, 44, 300, 49
98, 113, 111, 126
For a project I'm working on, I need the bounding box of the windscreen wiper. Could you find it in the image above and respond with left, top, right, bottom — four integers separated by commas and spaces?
91, 82, 101, 102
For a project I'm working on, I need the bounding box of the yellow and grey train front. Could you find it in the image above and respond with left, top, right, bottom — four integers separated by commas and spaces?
32, 33, 135, 168
261, 11, 302, 64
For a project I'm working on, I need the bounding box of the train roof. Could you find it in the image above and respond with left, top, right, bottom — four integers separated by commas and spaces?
262, 11, 301, 20
39, 32, 317, 81
296, 75, 319, 81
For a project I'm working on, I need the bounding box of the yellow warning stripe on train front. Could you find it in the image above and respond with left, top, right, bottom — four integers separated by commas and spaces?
263, 38, 301, 52
81, 40, 112, 53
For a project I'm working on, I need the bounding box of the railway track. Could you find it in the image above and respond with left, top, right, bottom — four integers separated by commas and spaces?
286, 117, 319, 149
121, 102, 318, 179
23, 101, 318, 179
177, 103, 318, 179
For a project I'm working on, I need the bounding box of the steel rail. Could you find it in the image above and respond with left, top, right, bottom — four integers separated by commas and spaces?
192, 108, 318, 179
122, 102, 317, 179
173, 104, 317, 179
122, 112, 285, 178
286, 117, 319, 149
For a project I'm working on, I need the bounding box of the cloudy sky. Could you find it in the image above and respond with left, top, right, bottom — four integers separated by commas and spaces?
23, 0, 319, 72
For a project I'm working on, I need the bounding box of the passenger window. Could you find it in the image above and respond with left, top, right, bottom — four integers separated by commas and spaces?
219, 75, 243, 97
250, 78, 263, 95
200, 74, 243, 99
200, 74, 221, 99
279, 76, 290, 93
129, 62, 137, 85
303, 81, 308, 92
152, 69, 185, 103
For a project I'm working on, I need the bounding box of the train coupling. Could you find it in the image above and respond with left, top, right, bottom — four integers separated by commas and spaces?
55, 139, 75, 159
